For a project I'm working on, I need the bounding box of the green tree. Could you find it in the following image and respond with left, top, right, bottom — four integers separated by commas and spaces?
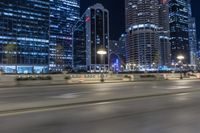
4, 44, 17, 64
55, 44, 64, 71
153, 50, 160, 65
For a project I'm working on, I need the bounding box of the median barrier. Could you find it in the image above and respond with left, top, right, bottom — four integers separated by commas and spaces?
0, 73, 198, 87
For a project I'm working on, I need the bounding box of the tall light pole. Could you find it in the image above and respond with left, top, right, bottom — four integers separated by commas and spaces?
97, 48, 107, 82
177, 55, 185, 79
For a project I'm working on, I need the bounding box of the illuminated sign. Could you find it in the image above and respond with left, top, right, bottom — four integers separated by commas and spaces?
85, 16, 90, 22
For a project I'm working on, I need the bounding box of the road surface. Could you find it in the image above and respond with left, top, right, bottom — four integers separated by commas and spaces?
0, 80, 199, 132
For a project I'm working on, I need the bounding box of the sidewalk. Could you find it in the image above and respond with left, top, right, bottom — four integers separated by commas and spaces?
0, 80, 199, 115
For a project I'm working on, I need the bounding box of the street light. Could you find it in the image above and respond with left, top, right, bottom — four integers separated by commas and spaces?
177, 55, 185, 79
97, 48, 107, 82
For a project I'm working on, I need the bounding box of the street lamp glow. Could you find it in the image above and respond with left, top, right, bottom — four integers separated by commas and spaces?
177, 55, 185, 60
176, 55, 184, 80
97, 48, 107, 83
97, 49, 107, 55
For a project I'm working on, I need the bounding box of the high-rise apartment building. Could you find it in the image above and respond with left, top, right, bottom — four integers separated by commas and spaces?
169, 0, 191, 64
0, 0, 50, 73
125, 0, 160, 68
159, 0, 171, 66
49, 0, 80, 71
73, 3, 109, 72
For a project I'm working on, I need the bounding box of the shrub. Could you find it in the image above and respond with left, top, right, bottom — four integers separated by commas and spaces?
100, 78, 104, 82
15, 76, 52, 81
124, 75, 131, 79
64, 76, 71, 80
140, 75, 156, 78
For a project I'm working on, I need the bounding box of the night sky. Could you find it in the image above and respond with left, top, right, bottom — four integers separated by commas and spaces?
81, 0, 200, 40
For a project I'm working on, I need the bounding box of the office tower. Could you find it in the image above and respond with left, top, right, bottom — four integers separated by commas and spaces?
188, 18, 197, 65
0, 0, 80, 73
0, 0, 49, 73
125, 0, 160, 69
188, 1, 197, 66
72, 14, 86, 71
49, 0, 80, 71
169, 0, 191, 64
159, 0, 171, 66
73, 3, 109, 72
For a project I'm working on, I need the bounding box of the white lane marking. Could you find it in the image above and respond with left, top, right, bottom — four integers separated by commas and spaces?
167, 86, 192, 90
51, 93, 79, 99
176, 93, 189, 96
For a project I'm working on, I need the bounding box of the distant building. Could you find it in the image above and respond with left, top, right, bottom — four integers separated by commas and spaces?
109, 34, 126, 72
118, 34, 127, 65
159, 0, 171, 66
109, 40, 121, 72
169, 0, 191, 64
125, 0, 160, 68
73, 3, 109, 72
188, 0, 198, 65
197, 41, 200, 59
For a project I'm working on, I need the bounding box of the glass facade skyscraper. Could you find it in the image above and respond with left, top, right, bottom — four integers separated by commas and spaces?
0, 0, 50, 73
49, 0, 80, 71
169, 0, 190, 64
188, 1, 197, 65
0, 0, 80, 73
73, 3, 109, 72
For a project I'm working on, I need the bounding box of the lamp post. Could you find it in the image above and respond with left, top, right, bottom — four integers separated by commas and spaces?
177, 55, 185, 79
97, 48, 107, 82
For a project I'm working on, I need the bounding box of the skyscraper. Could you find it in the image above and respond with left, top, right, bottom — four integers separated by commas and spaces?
49, 0, 80, 71
73, 3, 109, 72
125, 0, 160, 68
0, 0, 80, 73
169, 0, 191, 64
159, 0, 171, 66
188, 1, 197, 65
0, 0, 50, 73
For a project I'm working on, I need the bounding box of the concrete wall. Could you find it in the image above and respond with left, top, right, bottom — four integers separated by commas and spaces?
0, 73, 198, 87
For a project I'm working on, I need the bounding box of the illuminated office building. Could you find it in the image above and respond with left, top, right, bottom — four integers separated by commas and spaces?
188, 1, 197, 65
169, 0, 191, 64
0, 0, 80, 73
49, 0, 80, 71
0, 0, 49, 73
73, 3, 109, 72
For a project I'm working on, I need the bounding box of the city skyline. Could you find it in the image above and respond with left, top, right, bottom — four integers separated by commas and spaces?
81, 0, 200, 40
0, 0, 199, 73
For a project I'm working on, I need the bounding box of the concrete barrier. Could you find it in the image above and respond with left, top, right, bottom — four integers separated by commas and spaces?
0, 73, 198, 88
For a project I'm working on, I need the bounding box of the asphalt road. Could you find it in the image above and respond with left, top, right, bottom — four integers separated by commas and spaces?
0, 80, 199, 103
1, 88, 200, 133
0, 80, 200, 133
